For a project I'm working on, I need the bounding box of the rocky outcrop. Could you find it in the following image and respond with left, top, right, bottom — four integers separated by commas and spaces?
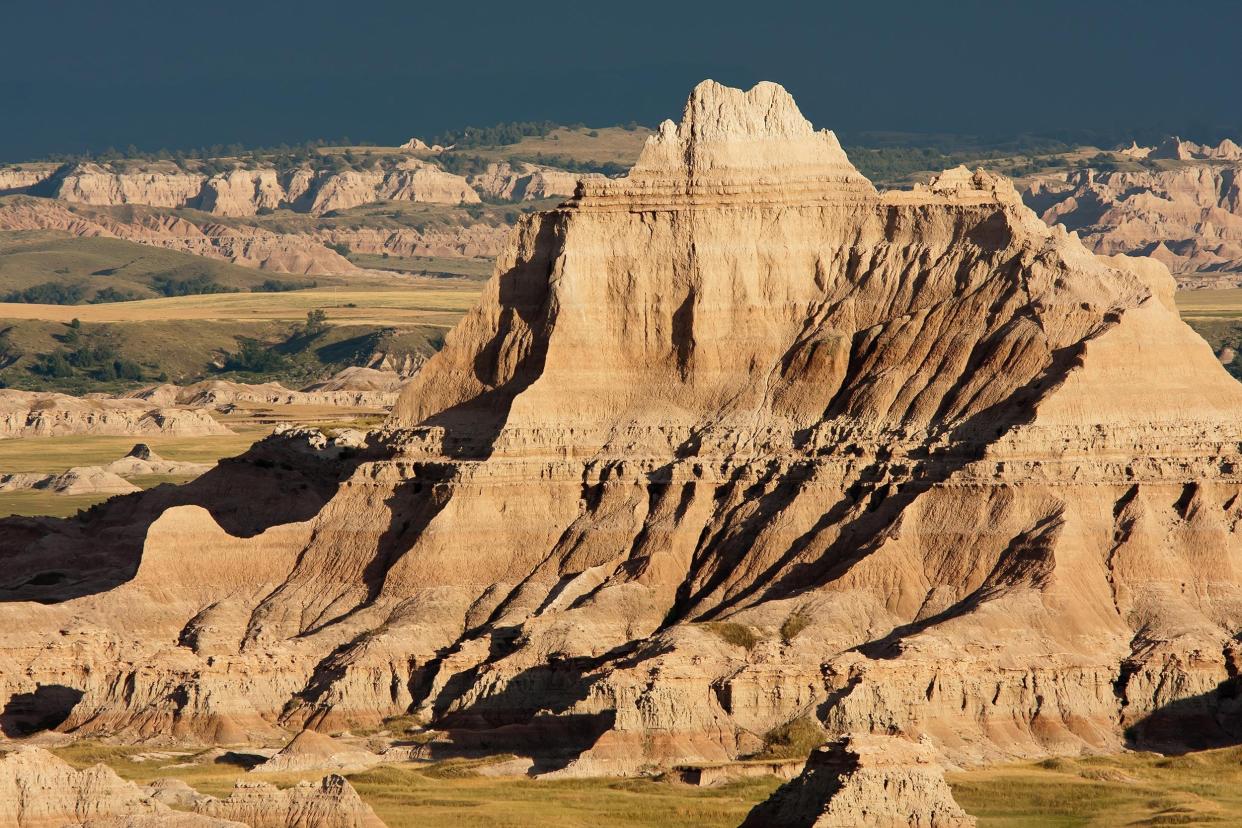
3, 80, 1242, 783
53, 163, 206, 208
251, 728, 381, 774
0, 746, 382, 828
1149, 136, 1242, 161
468, 161, 582, 201
1117, 141, 1152, 159
0, 466, 141, 496
0, 197, 359, 275
199, 169, 286, 217
0, 747, 163, 827
307, 161, 479, 214
128, 377, 399, 409
399, 137, 448, 153
739, 736, 975, 827
195, 775, 387, 828
1025, 164, 1242, 283
102, 444, 215, 478
0, 165, 57, 194
0, 389, 232, 438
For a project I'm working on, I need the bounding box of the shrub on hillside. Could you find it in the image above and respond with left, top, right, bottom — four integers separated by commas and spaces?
3, 282, 87, 304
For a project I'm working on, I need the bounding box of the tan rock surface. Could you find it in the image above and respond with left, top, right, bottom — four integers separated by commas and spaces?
0, 165, 57, 193
739, 735, 975, 827
468, 161, 583, 201
308, 162, 479, 215
3, 81, 1242, 784
194, 775, 387, 828
0, 747, 161, 827
53, 163, 207, 208
127, 377, 398, 409
0, 389, 231, 438
251, 728, 381, 774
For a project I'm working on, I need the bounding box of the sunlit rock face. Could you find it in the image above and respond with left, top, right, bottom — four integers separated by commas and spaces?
4, 81, 1242, 780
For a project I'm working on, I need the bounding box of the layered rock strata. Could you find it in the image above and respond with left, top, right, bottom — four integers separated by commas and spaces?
2, 81, 1242, 783
739, 736, 975, 827
0, 390, 231, 438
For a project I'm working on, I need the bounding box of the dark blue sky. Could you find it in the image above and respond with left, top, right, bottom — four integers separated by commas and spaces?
3, 0, 1240, 161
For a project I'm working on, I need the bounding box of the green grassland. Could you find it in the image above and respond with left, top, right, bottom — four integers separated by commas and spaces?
0, 230, 336, 302
949, 748, 1242, 827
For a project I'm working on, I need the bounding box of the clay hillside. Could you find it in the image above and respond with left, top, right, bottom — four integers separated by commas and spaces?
4, 80, 1242, 815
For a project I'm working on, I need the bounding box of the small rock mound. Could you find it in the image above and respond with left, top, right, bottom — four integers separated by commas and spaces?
739, 735, 976, 828
196, 774, 387, 828
252, 728, 381, 774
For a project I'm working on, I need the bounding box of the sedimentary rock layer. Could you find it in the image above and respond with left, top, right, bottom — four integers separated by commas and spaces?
3, 81, 1242, 783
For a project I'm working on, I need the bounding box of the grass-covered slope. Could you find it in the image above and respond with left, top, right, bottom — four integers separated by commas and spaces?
0, 230, 322, 303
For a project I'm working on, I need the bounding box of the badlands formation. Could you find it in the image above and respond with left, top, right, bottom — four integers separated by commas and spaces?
1025, 142, 1242, 286
0, 155, 580, 276
5, 80, 1242, 821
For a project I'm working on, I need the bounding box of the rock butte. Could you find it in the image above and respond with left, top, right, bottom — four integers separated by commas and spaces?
740, 735, 975, 827
3, 81, 1242, 819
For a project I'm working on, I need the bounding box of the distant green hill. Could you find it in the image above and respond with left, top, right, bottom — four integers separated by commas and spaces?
0, 231, 319, 304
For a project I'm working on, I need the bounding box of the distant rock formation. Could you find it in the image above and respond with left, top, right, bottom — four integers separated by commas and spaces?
251, 728, 382, 774
399, 137, 449, 153
0, 466, 141, 496
1149, 136, 1242, 161
0, 195, 507, 275
128, 375, 401, 409
0, 197, 359, 275
740, 736, 975, 827
1117, 141, 1152, 159
1024, 165, 1242, 283
0, 389, 231, 438
468, 161, 583, 201
0, 746, 384, 828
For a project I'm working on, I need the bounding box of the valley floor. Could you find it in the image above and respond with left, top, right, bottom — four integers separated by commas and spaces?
45, 741, 1242, 827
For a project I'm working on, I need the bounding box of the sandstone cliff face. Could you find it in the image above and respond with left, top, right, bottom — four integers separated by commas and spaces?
54, 163, 206, 208
306, 162, 480, 215
3, 81, 1242, 781
1025, 164, 1242, 283
740, 736, 975, 827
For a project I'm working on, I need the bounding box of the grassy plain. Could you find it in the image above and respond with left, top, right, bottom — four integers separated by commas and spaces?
46, 739, 1242, 827
0, 231, 317, 300
0, 283, 480, 327
49, 742, 779, 828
